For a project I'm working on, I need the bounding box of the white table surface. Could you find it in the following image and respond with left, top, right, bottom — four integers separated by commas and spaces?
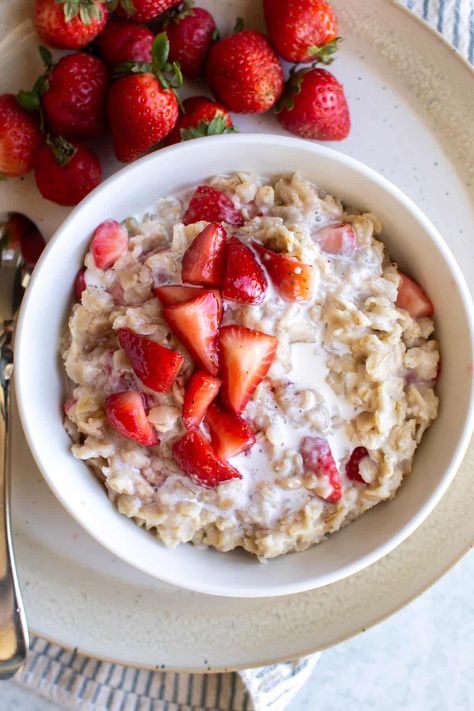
2, 549, 473, 710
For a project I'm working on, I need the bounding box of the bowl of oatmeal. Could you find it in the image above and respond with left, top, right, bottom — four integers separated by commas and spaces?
15, 135, 474, 597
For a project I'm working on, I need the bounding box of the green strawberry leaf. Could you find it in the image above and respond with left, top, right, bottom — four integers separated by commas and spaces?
233, 17, 244, 33
307, 37, 341, 65
275, 68, 309, 113
16, 90, 41, 112
39, 45, 53, 68
152, 33, 170, 73
211, 28, 220, 42
47, 135, 77, 167
116, 0, 135, 16
113, 60, 152, 77
180, 115, 238, 141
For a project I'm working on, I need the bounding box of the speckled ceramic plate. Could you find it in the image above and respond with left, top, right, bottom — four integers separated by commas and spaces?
2, 0, 474, 671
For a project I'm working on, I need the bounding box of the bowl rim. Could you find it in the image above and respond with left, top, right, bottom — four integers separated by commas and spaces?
14, 134, 474, 597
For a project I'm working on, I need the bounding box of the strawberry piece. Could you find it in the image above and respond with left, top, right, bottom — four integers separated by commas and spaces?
396, 273, 434, 318
74, 269, 87, 300
155, 285, 223, 320
0, 95, 43, 178
105, 391, 159, 446
163, 291, 221, 376
205, 401, 256, 459
278, 68, 350, 141
172, 430, 241, 487
35, 0, 108, 50
182, 371, 221, 429
163, 6, 217, 79
219, 325, 278, 414
222, 237, 267, 304
345, 446, 369, 484
182, 223, 227, 287
253, 242, 314, 302
315, 223, 356, 256
116, 0, 181, 23
118, 328, 184, 392
206, 30, 284, 114
95, 20, 154, 67
165, 95, 236, 146
300, 436, 342, 503
63, 397, 77, 416
183, 186, 244, 226
91, 220, 129, 270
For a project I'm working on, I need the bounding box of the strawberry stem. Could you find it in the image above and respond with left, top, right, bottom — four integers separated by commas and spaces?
233, 17, 244, 33
114, 33, 183, 94
307, 37, 341, 65
46, 135, 77, 167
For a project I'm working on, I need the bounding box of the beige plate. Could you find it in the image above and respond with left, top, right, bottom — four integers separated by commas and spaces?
2, 0, 474, 670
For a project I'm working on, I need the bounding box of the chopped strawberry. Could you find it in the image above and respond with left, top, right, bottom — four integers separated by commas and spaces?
91, 220, 128, 270
183, 185, 244, 226
154, 284, 223, 320
396, 273, 434, 318
163, 291, 221, 376
63, 397, 76, 416
105, 391, 159, 446
118, 328, 184, 392
315, 223, 356, 256
219, 325, 278, 414
181, 223, 227, 286
300, 436, 342, 503
205, 401, 256, 459
172, 430, 241, 487
345, 446, 369, 484
182, 371, 221, 429
74, 269, 86, 301
253, 242, 314, 302
222, 237, 267, 304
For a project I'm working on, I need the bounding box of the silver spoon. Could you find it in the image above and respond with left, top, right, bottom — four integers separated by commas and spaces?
0, 238, 30, 679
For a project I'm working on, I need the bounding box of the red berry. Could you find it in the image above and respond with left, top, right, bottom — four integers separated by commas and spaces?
95, 20, 154, 67
172, 429, 241, 487
206, 30, 284, 114
0, 95, 43, 178
164, 6, 216, 79
42, 53, 109, 140
181, 223, 227, 287
116, 0, 181, 23
105, 391, 159, 446
74, 269, 87, 300
91, 220, 129, 270
35, 0, 108, 50
34, 138, 102, 206
314, 223, 356, 256
205, 401, 255, 460
222, 238, 267, 305
118, 327, 184, 392
155, 285, 223, 321
278, 68, 350, 141
396, 273, 434, 318
182, 370, 221, 429
345, 447, 369, 483
165, 96, 235, 145
300, 436, 342, 502
253, 242, 314, 302
183, 186, 243, 226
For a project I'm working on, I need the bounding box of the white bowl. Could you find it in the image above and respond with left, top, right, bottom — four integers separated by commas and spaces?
15, 134, 474, 598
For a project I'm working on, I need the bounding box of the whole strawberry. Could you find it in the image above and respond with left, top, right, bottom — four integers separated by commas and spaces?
277, 68, 350, 141
162, 2, 217, 79
35, 0, 108, 50
165, 96, 236, 145
206, 28, 283, 114
108, 33, 181, 162
41, 52, 109, 140
114, 0, 181, 23
34, 137, 102, 205
0, 95, 43, 178
263, 0, 339, 63
95, 20, 154, 67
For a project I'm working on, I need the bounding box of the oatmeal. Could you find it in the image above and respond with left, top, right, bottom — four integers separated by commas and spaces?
62, 173, 439, 559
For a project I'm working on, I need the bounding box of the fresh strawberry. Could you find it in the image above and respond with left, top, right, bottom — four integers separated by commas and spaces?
219, 325, 278, 414
277, 68, 350, 141
115, 0, 181, 23
205, 401, 255, 459
155, 285, 223, 319
172, 429, 241, 487
1, 214, 45, 267
35, 0, 108, 50
183, 185, 243, 226
163, 291, 221, 376
345, 446, 369, 484
74, 269, 87, 300
182, 370, 221, 429
253, 243, 314, 302
0, 95, 43, 178
300, 436, 342, 502
162, 2, 217, 79
91, 219, 128, 269
182, 223, 227, 287
222, 237, 267, 305
206, 29, 283, 114
40, 52, 109, 140
165, 96, 236, 145
118, 327, 184, 392
396, 273, 434, 318
95, 20, 154, 67
108, 34, 180, 163
263, 0, 339, 63
314, 223, 356, 256
105, 391, 159, 446
34, 137, 101, 206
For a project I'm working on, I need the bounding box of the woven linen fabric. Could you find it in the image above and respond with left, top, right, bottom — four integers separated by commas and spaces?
12, 1, 474, 710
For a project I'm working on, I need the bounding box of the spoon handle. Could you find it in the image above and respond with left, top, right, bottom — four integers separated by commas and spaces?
0, 323, 29, 679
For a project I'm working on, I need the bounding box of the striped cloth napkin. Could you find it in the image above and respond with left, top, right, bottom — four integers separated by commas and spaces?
13, 1, 474, 709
